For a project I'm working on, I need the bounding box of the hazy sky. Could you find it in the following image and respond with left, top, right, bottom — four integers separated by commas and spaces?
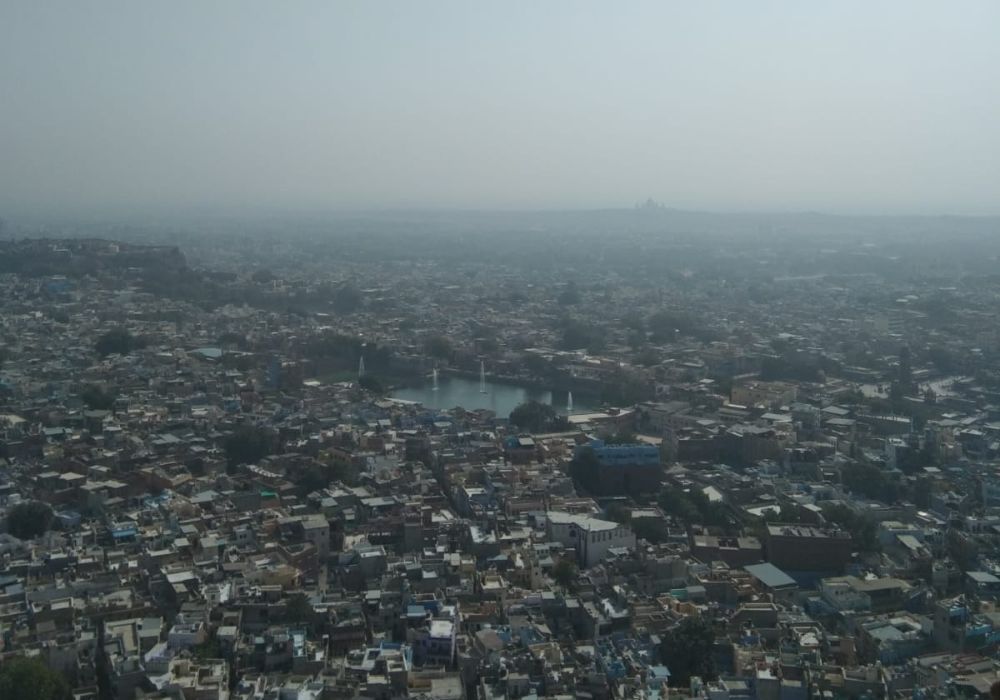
2, 1, 999, 216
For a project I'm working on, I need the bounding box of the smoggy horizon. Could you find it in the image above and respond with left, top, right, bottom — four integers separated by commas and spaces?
3, 1, 1000, 218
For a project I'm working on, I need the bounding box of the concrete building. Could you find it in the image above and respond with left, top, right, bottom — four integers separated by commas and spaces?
546, 511, 636, 568
764, 524, 853, 574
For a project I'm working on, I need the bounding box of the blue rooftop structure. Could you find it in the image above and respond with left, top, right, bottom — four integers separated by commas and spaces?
111, 523, 138, 540
578, 439, 660, 467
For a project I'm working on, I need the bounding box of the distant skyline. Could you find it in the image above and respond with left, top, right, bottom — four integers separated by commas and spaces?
2, 1, 999, 218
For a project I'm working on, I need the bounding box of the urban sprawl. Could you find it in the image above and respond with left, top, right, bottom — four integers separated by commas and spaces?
3, 214, 1000, 700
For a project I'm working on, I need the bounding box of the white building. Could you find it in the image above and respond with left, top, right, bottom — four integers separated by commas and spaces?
545, 511, 636, 568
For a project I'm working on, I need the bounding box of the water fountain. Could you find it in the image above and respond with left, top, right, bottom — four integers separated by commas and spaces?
432, 367, 439, 391
567, 391, 574, 414
358, 356, 365, 379
479, 360, 487, 393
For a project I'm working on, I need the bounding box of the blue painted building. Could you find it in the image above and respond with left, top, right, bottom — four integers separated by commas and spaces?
574, 439, 662, 495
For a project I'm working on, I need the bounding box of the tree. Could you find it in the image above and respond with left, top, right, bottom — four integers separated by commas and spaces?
6, 501, 54, 540
80, 384, 115, 410
509, 401, 569, 433
95, 327, 138, 357
552, 558, 578, 589
296, 465, 330, 494
424, 335, 453, 360
282, 593, 316, 631
190, 636, 224, 660
928, 345, 959, 374
0, 656, 71, 700
358, 374, 385, 394
633, 518, 668, 544
606, 502, 631, 524
521, 353, 555, 379
634, 347, 661, 366
821, 503, 879, 553
224, 425, 275, 471
658, 486, 700, 523
657, 485, 731, 528
660, 616, 716, 686
569, 446, 601, 493
841, 462, 900, 503
600, 369, 651, 405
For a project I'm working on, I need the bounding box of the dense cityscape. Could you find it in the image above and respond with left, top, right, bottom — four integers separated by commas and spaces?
4, 210, 1000, 699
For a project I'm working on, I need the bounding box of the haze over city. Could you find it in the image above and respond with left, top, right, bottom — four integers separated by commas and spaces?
3, 1, 1000, 217
7, 5, 1000, 700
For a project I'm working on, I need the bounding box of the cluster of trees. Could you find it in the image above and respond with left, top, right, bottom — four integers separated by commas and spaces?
358, 374, 386, 394
660, 616, 717, 686
521, 353, 560, 381
599, 368, 652, 405
5, 501, 54, 540
302, 333, 393, 375
0, 656, 71, 700
632, 518, 669, 544
760, 352, 838, 383
190, 636, 225, 661
841, 462, 901, 503
294, 465, 332, 494
658, 484, 731, 527
821, 503, 880, 553
551, 558, 578, 590
568, 447, 601, 494
558, 316, 605, 354
605, 502, 630, 524
294, 459, 360, 493
79, 384, 116, 410
633, 347, 662, 367
281, 592, 318, 631
610, 504, 672, 544
223, 425, 278, 472
423, 335, 453, 360
509, 401, 570, 433
95, 327, 143, 357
